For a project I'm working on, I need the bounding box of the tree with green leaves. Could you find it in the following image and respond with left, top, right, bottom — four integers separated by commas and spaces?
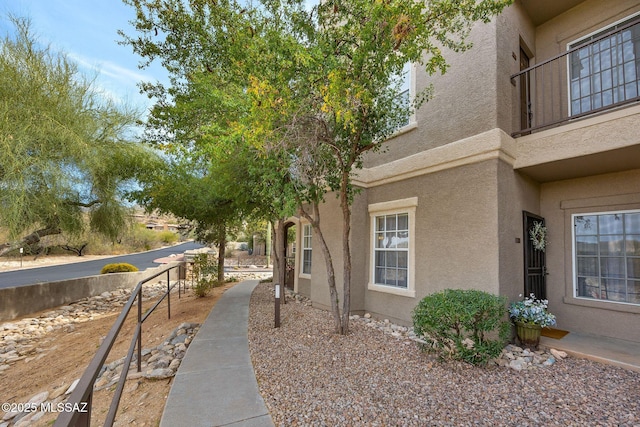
0, 17, 158, 256
121, 0, 512, 334
281, 0, 513, 335
120, 0, 304, 288
132, 148, 252, 282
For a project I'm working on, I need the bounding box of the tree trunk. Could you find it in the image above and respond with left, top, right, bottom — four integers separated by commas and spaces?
339, 171, 352, 335
300, 203, 343, 334
271, 219, 287, 306
217, 233, 226, 283
0, 227, 62, 257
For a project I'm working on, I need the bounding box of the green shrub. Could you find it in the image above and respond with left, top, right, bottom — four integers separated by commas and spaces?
158, 231, 179, 245
192, 253, 217, 297
193, 278, 213, 297
412, 289, 510, 366
100, 263, 139, 274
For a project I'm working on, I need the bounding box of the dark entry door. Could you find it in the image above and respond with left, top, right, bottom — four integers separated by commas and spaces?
284, 256, 295, 290
523, 211, 547, 300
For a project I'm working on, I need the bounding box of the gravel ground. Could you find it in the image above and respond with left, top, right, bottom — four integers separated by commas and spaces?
247, 283, 640, 427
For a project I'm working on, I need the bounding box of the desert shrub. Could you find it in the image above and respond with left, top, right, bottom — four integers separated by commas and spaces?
412, 289, 510, 366
193, 277, 213, 297
192, 253, 217, 297
100, 263, 139, 274
158, 231, 179, 245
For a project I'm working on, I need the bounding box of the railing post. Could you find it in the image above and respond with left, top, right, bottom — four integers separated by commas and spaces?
137, 287, 142, 373
76, 391, 92, 427
178, 264, 182, 299
167, 270, 171, 320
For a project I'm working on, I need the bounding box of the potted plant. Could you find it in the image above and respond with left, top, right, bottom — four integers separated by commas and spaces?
508, 294, 556, 349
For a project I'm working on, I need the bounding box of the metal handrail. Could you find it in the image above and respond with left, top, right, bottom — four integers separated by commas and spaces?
53, 262, 186, 427
510, 16, 640, 136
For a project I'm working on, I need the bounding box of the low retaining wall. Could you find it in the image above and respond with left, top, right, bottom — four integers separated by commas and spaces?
0, 263, 182, 322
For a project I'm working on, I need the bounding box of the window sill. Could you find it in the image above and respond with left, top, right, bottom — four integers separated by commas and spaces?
299, 273, 311, 280
388, 121, 417, 140
563, 295, 640, 314
368, 282, 415, 298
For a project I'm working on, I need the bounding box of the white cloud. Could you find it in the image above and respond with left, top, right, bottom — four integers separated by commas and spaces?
68, 52, 151, 85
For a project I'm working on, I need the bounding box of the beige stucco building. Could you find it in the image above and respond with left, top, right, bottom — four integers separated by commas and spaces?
279, 0, 640, 344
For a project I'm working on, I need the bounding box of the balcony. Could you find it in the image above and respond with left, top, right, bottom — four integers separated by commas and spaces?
511, 16, 640, 137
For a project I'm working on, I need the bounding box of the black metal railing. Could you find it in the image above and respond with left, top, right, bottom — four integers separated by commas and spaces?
53, 262, 186, 427
511, 16, 640, 137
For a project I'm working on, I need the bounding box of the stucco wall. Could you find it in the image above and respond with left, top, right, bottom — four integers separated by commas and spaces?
535, 0, 640, 60
541, 169, 640, 342
496, 2, 535, 135
359, 160, 504, 325
0, 263, 182, 321
497, 162, 541, 302
363, 18, 501, 168
309, 195, 343, 310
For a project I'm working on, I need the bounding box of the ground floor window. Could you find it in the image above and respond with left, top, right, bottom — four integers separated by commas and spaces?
374, 213, 409, 287
368, 197, 417, 298
302, 223, 312, 275
574, 210, 640, 304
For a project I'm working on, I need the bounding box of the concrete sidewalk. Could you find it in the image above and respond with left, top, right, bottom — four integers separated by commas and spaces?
541, 331, 640, 373
160, 280, 274, 427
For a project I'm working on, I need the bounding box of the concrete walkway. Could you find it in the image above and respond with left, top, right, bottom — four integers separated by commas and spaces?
541, 332, 640, 373
160, 280, 274, 427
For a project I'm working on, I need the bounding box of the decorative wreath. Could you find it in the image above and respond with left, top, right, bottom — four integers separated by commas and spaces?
529, 221, 547, 252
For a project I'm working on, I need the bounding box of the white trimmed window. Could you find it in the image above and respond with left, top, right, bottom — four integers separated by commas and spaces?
301, 223, 312, 276
390, 62, 416, 131
368, 197, 417, 297
573, 210, 640, 305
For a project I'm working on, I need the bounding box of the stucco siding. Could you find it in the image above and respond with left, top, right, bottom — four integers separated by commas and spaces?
363, 18, 501, 168
535, 0, 640, 61
497, 162, 541, 302
362, 160, 503, 325
541, 169, 640, 342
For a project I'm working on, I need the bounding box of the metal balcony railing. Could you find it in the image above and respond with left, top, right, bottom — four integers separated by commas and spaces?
511, 16, 640, 137
54, 262, 186, 427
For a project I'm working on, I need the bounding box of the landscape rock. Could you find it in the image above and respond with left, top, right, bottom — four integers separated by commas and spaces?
0, 272, 246, 427
344, 294, 570, 371
0, 281, 200, 380
91, 322, 200, 390
27, 391, 48, 406
144, 368, 173, 379
550, 348, 568, 359
65, 379, 80, 395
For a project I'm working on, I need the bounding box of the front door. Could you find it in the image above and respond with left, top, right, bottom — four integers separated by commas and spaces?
520, 47, 532, 133
523, 211, 547, 300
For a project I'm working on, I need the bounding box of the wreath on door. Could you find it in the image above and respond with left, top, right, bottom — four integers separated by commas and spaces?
529, 221, 547, 252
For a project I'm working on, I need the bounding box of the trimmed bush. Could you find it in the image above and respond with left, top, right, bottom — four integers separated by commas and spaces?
412, 289, 510, 366
100, 263, 139, 274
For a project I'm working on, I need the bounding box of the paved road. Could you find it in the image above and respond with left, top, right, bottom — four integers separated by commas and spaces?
0, 241, 204, 289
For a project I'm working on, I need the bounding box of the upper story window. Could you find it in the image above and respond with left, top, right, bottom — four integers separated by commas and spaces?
573, 210, 640, 305
569, 14, 640, 116
390, 62, 414, 130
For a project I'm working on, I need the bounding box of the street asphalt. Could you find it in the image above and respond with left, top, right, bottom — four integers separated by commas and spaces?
0, 241, 204, 289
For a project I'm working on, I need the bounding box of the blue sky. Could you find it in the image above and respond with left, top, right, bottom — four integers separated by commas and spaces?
0, 0, 167, 114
